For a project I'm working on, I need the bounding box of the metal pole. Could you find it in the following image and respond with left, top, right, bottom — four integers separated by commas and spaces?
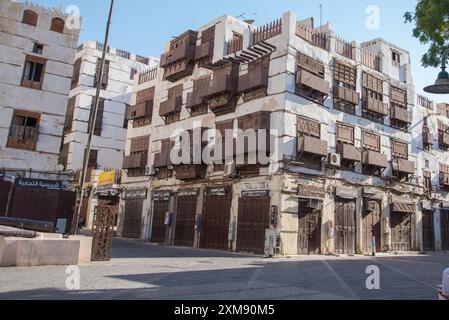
73, 0, 115, 234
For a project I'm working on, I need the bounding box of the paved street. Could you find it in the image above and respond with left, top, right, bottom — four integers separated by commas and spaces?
0, 238, 447, 300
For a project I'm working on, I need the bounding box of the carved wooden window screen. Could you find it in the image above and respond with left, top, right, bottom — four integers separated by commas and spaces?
297, 53, 325, 78
361, 131, 380, 152
297, 117, 320, 138
336, 123, 355, 145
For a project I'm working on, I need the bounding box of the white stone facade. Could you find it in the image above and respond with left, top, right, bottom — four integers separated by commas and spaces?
119, 11, 449, 256
0, 0, 80, 171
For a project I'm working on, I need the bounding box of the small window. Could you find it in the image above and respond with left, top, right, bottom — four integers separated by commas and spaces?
50, 18, 65, 33
130, 68, 137, 80
21, 55, 46, 90
392, 51, 401, 65
7, 110, 40, 151
22, 10, 38, 26
33, 43, 43, 54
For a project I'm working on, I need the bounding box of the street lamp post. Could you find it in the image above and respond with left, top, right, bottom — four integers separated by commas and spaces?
424, 48, 449, 94
73, 0, 115, 234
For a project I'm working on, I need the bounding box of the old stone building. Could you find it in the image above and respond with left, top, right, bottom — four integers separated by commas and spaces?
0, 1, 80, 231
119, 11, 449, 256
0, 0, 80, 170
58, 41, 158, 228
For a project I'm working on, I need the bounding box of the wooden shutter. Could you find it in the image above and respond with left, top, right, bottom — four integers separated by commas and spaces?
392, 140, 408, 158
130, 136, 150, 153
334, 62, 356, 87
50, 18, 65, 33
297, 53, 325, 77
336, 123, 355, 144
391, 86, 407, 105
64, 97, 76, 133
168, 84, 183, 98
201, 26, 215, 43
136, 87, 155, 104
102, 60, 110, 86
72, 58, 82, 88
362, 131, 380, 152
22, 10, 38, 26
363, 72, 383, 94
297, 117, 320, 138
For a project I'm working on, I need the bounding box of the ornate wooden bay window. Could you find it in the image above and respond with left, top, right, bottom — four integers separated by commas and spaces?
362, 72, 387, 124
297, 117, 328, 170
174, 128, 209, 181
238, 56, 270, 102
214, 120, 235, 172
153, 139, 175, 179
186, 76, 210, 117
123, 135, 150, 177
160, 30, 197, 82
390, 86, 412, 130
160, 84, 183, 124
296, 53, 329, 104
440, 164, 449, 190
391, 140, 415, 181
336, 123, 360, 170
195, 26, 215, 67
361, 131, 387, 176
333, 61, 359, 114
203, 62, 239, 115
128, 86, 155, 128
438, 122, 449, 151
423, 117, 433, 151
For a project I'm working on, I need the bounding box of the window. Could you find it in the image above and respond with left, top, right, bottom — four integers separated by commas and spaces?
64, 96, 76, 134
7, 110, 40, 151
440, 164, 449, 189
333, 61, 359, 114
22, 10, 38, 26
390, 86, 410, 131
125, 136, 150, 177
130, 68, 137, 80
361, 131, 380, 152
392, 51, 401, 66
362, 72, 386, 124
296, 53, 329, 104
94, 59, 110, 89
438, 122, 449, 151
423, 170, 432, 195
32, 43, 43, 54
88, 99, 105, 136
21, 55, 46, 90
71, 58, 82, 89
50, 18, 65, 33
130, 87, 155, 128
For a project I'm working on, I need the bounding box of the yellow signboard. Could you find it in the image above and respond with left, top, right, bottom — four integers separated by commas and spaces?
98, 170, 116, 187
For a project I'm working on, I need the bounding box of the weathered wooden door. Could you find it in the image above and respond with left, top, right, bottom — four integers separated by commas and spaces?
334, 199, 356, 255
236, 196, 270, 254
122, 199, 143, 239
174, 196, 197, 247
297, 207, 322, 255
362, 200, 382, 253
151, 200, 169, 243
0, 180, 12, 216
201, 195, 231, 250
391, 213, 412, 251
422, 210, 435, 251
91, 197, 118, 261
441, 210, 449, 250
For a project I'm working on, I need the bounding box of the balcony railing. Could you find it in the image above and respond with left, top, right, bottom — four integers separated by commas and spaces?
361, 48, 381, 72
296, 23, 328, 51
227, 36, 243, 55
298, 136, 328, 158
138, 67, 158, 84
252, 19, 282, 45
335, 37, 354, 60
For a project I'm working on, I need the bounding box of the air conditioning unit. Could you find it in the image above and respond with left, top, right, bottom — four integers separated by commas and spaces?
328, 153, 341, 167
145, 166, 156, 177
224, 161, 237, 178
299, 198, 323, 210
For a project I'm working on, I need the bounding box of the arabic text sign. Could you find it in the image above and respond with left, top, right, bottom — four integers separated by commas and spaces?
98, 170, 116, 187
16, 178, 62, 190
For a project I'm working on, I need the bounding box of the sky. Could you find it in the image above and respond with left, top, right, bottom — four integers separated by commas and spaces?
24, 0, 447, 103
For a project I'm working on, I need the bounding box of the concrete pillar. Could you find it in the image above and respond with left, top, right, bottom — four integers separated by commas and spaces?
281, 11, 297, 46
